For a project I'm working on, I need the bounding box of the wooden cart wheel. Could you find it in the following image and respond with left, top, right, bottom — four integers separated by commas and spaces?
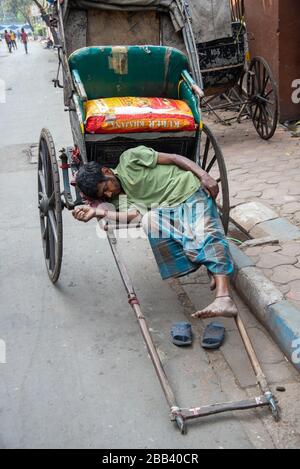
38, 128, 63, 284
199, 124, 230, 234
247, 57, 278, 140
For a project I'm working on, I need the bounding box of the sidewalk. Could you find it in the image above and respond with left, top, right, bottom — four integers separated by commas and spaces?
205, 115, 300, 370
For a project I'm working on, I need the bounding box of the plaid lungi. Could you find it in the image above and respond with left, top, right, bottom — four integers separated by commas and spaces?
143, 189, 234, 280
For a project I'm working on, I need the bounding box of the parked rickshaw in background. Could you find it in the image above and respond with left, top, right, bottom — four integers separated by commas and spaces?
198, 0, 279, 139
37, 0, 280, 433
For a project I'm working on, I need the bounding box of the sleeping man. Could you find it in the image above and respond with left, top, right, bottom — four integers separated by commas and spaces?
72, 146, 237, 319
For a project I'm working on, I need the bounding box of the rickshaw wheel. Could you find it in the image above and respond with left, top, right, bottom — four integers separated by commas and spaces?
247, 57, 278, 140
199, 124, 230, 234
38, 128, 63, 284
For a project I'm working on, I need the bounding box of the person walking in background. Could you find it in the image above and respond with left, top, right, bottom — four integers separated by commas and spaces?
4, 30, 12, 53
21, 28, 28, 54
10, 31, 17, 50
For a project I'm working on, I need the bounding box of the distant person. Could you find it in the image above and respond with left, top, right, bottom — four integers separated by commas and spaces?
4, 30, 12, 53
10, 30, 17, 50
21, 28, 28, 54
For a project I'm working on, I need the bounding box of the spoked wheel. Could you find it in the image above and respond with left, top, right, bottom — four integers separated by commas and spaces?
247, 57, 278, 140
38, 128, 63, 284
199, 124, 230, 234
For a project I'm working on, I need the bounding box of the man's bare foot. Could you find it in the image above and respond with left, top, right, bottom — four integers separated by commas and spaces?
192, 296, 238, 319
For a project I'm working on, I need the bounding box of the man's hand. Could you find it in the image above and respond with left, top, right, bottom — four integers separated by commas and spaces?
201, 173, 219, 199
72, 206, 96, 223
157, 152, 219, 199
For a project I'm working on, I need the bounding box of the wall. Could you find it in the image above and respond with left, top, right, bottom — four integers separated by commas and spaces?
278, 0, 300, 122
244, 0, 279, 83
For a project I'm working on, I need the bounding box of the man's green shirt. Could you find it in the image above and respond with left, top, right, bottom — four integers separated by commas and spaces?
111, 146, 201, 214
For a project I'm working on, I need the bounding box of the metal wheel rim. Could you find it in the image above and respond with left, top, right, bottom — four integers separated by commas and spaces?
199, 124, 230, 234
247, 57, 278, 140
38, 128, 63, 283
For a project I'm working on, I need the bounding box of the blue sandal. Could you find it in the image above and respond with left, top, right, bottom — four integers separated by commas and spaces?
201, 322, 225, 350
171, 322, 193, 347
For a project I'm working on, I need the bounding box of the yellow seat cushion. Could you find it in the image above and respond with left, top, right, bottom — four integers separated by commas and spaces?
85, 97, 197, 134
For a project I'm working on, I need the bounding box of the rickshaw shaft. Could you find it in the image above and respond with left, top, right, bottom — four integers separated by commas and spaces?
105, 228, 278, 430
174, 396, 270, 421
107, 230, 179, 412
235, 315, 270, 394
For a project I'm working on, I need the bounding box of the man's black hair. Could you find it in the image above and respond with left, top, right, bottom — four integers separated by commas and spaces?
76, 161, 107, 199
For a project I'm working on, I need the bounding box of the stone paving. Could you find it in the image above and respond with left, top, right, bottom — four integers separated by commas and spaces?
243, 241, 300, 310
206, 114, 300, 310
208, 116, 300, 227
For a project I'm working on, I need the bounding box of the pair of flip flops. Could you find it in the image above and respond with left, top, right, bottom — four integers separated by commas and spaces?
171, 321, 225, 349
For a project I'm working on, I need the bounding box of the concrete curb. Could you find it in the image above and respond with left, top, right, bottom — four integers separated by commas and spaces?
230, 243, 300, 373
230, 201, 300, 242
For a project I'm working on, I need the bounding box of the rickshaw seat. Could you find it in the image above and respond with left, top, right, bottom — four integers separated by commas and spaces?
69, 45, 191, 101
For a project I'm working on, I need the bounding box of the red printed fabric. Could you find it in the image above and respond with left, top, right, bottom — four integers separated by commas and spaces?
85, 97, 197, 134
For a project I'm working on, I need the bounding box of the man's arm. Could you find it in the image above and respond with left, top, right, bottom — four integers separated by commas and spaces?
157, 153, 219, 199
72, 206, 141, 224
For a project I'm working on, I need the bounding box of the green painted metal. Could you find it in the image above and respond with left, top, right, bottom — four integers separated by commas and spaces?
69, 46, 189, 101
72, 69, 88, 101
178, 71, 200, 124
73, 94, 85, 133
181, 69, 196, 87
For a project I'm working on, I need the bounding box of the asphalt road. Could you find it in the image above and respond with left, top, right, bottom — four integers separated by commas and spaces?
0, 41, 299, 449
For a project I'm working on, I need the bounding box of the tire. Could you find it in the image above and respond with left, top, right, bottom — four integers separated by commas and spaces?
38, 128, 63, 283
199, 124, 230, 234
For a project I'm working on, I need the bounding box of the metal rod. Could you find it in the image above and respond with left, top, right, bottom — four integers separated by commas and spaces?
178, 396, 269, 420
237, 102, 249, 122
201, 63, 243, 74
203, 101, 233, 126
57, 1, 75, 96
102, 228, 279, 428
132, 302, 180, 410
235, 315, 269, 394
204, 102, 242, 111
106, 229, 179, 412
179, 0, 204, 90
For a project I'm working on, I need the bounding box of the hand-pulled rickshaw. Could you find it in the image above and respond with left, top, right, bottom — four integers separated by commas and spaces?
199, 0, 279, 139
38, 0, 280, 433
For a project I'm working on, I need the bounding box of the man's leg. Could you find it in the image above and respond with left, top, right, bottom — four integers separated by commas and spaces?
180, 189, 237, 318
208, 270, 216, 291
142, 209, 199, 281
